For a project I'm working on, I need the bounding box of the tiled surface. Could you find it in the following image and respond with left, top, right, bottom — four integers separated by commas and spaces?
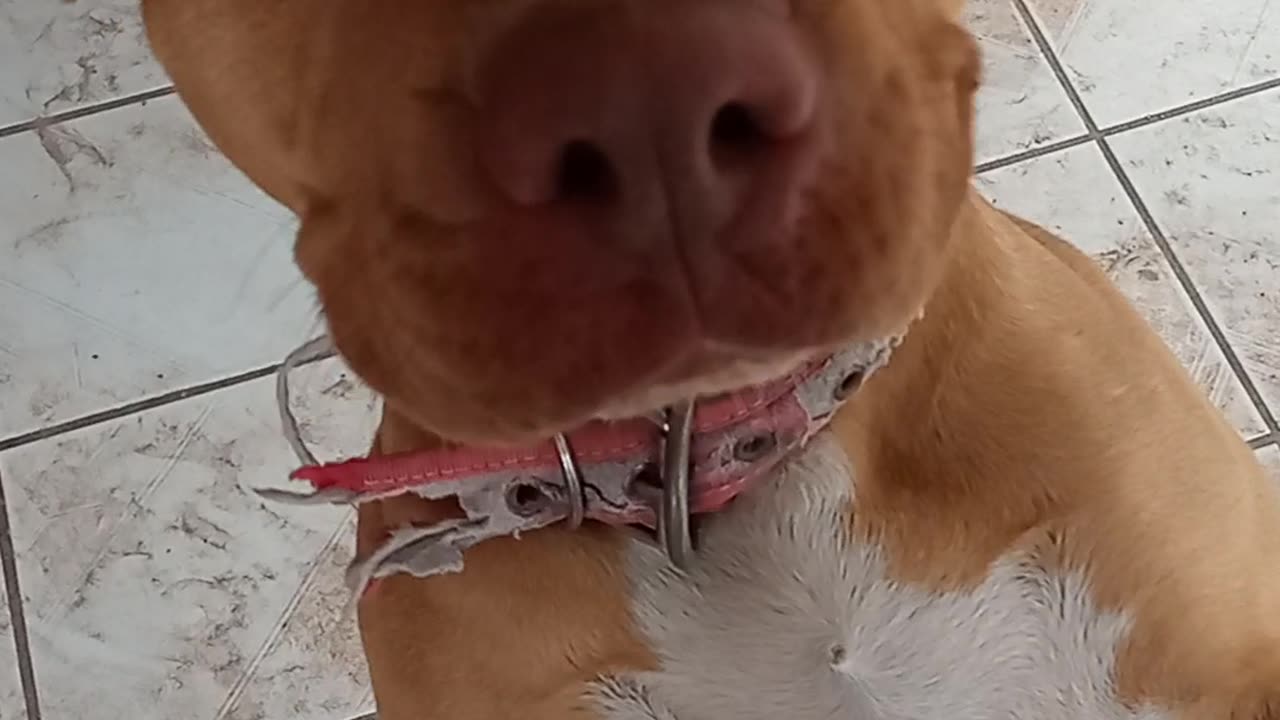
0, 362, 378, 720
0, 0, 166, 127
1110, 91, 1280, 419
0, 519, 20, 719
967, 0, 1084, 162
1260, 446, 1280, 487
1024, 0, 1280, 127
0, 95, 317, 440
222, 519, 372, 720
976, 144, 1268, 438
0, 1, 1278, 719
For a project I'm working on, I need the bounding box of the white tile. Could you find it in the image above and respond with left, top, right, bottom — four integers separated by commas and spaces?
0, 281, 186, 438
0, 358, 379, 720
1109, 89, 1280, 422
1259, 445, 1280, 488
0, 0, 168, 128
976, 142, 1268, 438
966, 0, 1085, 163
0, 546, 23, 719
1024, 0, 1280, 126
223, 519, 371, 720
0, 96, 318, 439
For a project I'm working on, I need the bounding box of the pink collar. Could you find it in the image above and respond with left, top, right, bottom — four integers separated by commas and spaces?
263, 336, 898, 594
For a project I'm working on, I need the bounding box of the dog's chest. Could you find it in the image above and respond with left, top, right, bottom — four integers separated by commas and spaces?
590, 438, 1170, 720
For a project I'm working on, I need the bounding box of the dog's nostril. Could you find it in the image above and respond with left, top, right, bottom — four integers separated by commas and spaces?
556, 140, 618, 203
710, 102, 768, 159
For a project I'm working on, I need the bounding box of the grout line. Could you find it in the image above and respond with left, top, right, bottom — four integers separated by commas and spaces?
971, 84, 1280, 176
211, 515, 354, 720
974, 70, 1280, 177
1247, 433, 1279, 451
1011, 0, 1280, 436
1094, 144, 1280, 434
1099, 75, 1280, 138
968, 14, 1280, 175
974, 133, 1093, 174
0, 364, 280, 454
1007, 0, 1101, 135
0, 468, 43, 720
0, 86, 176, 140
1094, 142, 1280, 434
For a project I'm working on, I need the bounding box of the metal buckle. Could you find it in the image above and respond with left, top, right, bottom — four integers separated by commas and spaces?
552, 433, 586, 530
658, 400, 695, 569
552, 401, 695, 569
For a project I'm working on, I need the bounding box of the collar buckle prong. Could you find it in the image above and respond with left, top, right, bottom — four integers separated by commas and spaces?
552, 433, 587, 530
658, 400, 695, 570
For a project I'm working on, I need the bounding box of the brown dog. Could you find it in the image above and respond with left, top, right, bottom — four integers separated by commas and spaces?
143, 0, 1280, 718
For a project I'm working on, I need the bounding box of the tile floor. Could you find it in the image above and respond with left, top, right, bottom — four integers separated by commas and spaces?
0, 0, 1278, 718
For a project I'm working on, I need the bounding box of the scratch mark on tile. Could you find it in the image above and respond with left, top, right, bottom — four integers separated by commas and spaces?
974, 33, 1038, 57
1227, 332, 1280, 374
138, 407, 216, 500
14, 216, 74, 251
0, 277, 153, 352
22, 424, 127, 552
1231, 0, 1274, 84
180, 128, 216, 157
68, 424, 126, 470
1030, 0, 1092, 46
31, 17, 57, 46
82, 11, 125, 41
211, 517, 353, 720
32, 122, 110, 193
231, 234, 280, 314
35, 124, 77, 190
170, 514, 231, 552
189, 184, 271, 216
320, 376, 356, 400
265, 275, 310, 315
45, 405, 216, 619
72, 342, 84, 389
41, 502, 107, 523
41, 55, 97, 112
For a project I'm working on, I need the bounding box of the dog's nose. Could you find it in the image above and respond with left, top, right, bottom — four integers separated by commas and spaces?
477, 5, 822, 244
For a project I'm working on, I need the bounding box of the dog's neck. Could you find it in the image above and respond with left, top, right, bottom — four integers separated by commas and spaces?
831, 192, 1139, 589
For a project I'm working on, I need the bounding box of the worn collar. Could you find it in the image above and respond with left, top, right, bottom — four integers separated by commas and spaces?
261, 334, 900, 597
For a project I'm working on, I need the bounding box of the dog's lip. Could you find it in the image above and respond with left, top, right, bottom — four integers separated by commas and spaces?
586, 342, 821, 422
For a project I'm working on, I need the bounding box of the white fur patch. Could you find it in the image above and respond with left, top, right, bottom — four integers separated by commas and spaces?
590, 437, 1170, 720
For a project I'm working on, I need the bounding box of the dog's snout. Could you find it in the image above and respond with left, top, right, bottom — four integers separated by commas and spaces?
478, 5, 823, 244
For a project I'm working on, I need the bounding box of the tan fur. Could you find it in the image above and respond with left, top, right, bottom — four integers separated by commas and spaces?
142, 0, 1280, 717
836, 197, 1280, 716
146, 0, 978, 445
355, 418, 656, 720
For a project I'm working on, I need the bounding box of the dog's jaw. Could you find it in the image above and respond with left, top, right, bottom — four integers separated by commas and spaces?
589, 346, 814, 422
